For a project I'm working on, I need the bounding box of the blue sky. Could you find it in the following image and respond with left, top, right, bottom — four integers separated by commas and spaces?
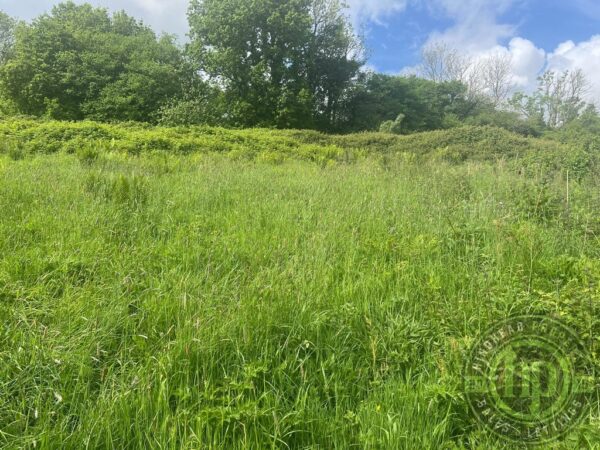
363, 0, 600, 73
1, 0, 599, 101
349, 0, 600, 102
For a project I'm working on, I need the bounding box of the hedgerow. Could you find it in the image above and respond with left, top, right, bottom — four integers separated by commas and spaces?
0, 119, 597, 177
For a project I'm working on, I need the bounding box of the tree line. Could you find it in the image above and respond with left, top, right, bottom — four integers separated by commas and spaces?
0, 1, 597, 135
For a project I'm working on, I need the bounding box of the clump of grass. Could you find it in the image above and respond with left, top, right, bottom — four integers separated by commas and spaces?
85, 171, 149, 208
76, 145, 100, 165
2, 140, 25, 160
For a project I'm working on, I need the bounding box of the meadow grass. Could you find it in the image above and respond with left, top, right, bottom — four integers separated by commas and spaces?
0, 124, 599, 448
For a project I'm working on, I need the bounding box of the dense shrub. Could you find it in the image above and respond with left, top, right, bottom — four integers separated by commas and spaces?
465, 110, 543, 137
379, 114, 406, 135
0, 118, 596, 178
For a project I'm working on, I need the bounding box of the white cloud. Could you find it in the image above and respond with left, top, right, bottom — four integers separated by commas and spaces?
423, 0, 518, 52
505, 38, 546, 88
0, 0, 189, 37
547, 35, 600, 104
345, 0, 409, 25
457, 36, 600, 104
467, 37, 545, 91
130, 0, 169, 14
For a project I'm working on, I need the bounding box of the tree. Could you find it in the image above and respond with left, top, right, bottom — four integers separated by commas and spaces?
419, 41, 472, 84
187, 0, 363, 130
480, 51, 513, 107
157, 81, 227, 126
464, 109, 542, 137
510, 69, 590, 128
0, 11, 17, 114
343, 73, 481, 133
576, 104, 600, 133
0, 11, 15, 65
0, 2, 185, 121
419, 41, 515, 107
418, 41, 484, 100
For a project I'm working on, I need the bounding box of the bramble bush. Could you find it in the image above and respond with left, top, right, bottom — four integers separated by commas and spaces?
1, 119, 597, 180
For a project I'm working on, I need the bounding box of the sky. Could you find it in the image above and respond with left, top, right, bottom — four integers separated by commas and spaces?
1, 0, 599, 102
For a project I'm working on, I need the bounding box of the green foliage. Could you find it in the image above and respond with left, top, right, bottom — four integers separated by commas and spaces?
3, 140, 24, 160
0, 2, 184, 121
157, 88, 227, 127
1, 118, 597, 180
0, 94, 16, 116
345, 74, 480, 133
5, 3, 593, 139
0, 10, 16, 113
509, 70, 592, 129
465, 109, 543, 137
379, 113, 405, 134
544, 104, 600, 154
75, 144, 100, 165
187, 0, 363, 129
0, 10, 16, 65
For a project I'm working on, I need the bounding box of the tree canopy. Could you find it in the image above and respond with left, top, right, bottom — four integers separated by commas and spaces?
0, 11, 15, 66
187, 0, 363, 130
343, 74, 481, 133
509, 69, 590, 129
0, 2, 184, 121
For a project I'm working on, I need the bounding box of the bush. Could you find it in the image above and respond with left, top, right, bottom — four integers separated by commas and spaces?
379, 114, 406, 135
465, 110, 543, 137
0, 118, 595, 176
76, 145, 101, 165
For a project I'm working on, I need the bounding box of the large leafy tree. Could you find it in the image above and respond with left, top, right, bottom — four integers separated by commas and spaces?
187, 0, 363, 130
0, 10, 15, 66
0, 11, 17, 114
0, 2, 184, 121
344, 74, 481, 133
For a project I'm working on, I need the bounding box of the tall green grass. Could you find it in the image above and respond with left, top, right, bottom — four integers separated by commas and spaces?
0, 122, 599, 449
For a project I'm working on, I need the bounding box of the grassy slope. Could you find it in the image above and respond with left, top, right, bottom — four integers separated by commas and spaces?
0, 120, 599, 449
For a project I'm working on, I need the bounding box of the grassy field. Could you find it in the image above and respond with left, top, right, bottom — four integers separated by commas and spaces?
1, 120, 599, 448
